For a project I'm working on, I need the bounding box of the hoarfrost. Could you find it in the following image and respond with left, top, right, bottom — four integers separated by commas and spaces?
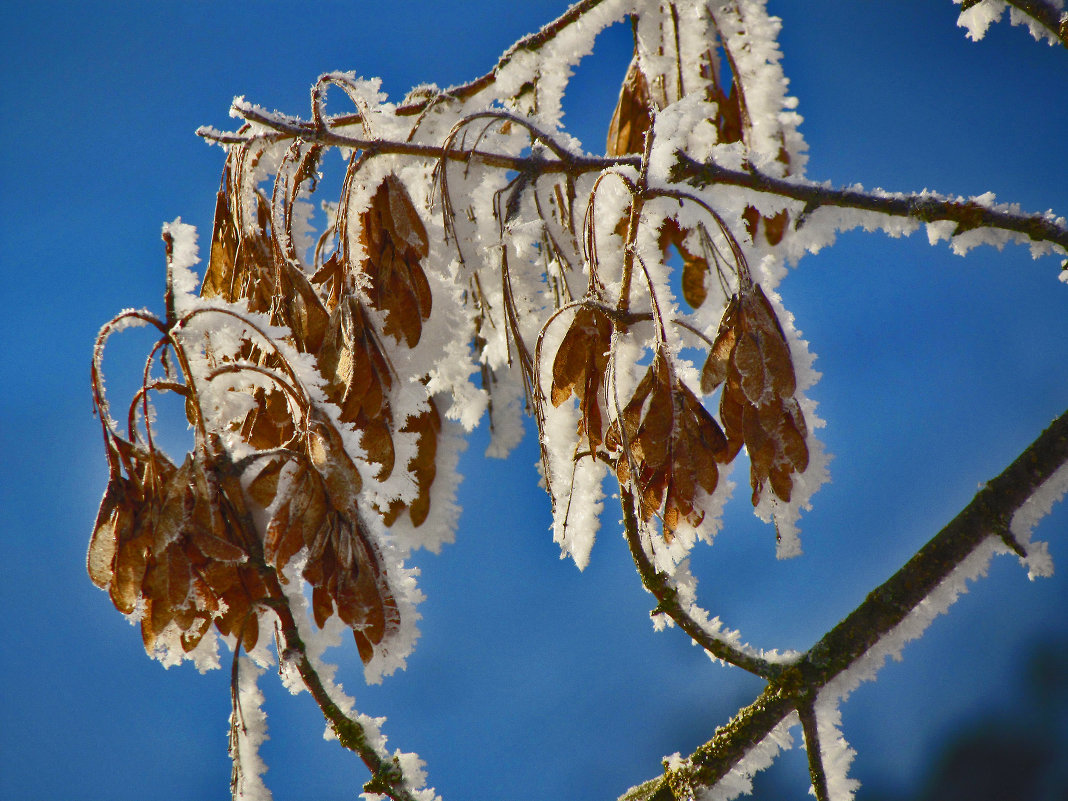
1009, 460, 1068, 579
955, 0, 1066, 45
161, 217, 201, 314
697, 712, 799, 801
231, 657, 272, 801
810, 698, 860, 801
955, 0, 1008, 41
655, 560, 802, 666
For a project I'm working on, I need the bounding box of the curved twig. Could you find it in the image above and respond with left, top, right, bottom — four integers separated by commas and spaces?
620, 485, 783, 678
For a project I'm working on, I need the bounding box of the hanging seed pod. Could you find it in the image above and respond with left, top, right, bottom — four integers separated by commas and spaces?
606, 350, 729, 540
358, 174, 432, 348
550, 305, 614, 452
702, 284, 809, 505
606, 56, 655, 158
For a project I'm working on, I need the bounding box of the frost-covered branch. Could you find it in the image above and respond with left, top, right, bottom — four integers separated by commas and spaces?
798, 702, 830, 801
672, 152, 1068, 256
958, 0, 1068, 47
258, 571, 418, 801
198, 100, 626, 176
620, 486, 784, 680
620, 407, 1068, 801
1004, 0, 1068, 46
201, 102, 1068, 260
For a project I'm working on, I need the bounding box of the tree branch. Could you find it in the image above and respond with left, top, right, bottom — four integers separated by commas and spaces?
1001, 0, 1068, 47
199, 100, 625, 177
798, 701, 830, 801
261, 586, 416, 801
229, 512, 419, 801
620, 406, 1068, 800
200, 106, 1068, 259
619, 486, 784, 680
671, 152, 1068, 253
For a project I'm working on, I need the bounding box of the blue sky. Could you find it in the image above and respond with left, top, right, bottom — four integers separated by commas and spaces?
2, 2, 1066, 800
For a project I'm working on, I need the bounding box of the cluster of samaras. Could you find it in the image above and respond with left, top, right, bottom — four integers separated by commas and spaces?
88, 162, 438, 665
553, 279, 808, 538
88, 1, 812, 667
543, 40, 808, 539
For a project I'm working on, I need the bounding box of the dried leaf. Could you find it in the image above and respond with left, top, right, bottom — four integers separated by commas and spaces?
394, 402, 441, 528
202, 172, 275, 313
606, 56, 654, 158
701, 296, 739, 394
359, 174, 432, 348
658, 219, 709, 309
709, 284, 809, 507
87, 477, 136, 589
550, 306, 613, 450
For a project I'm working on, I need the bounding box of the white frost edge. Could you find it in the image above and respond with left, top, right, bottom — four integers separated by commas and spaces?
955, 0, 1065, 46
232, 656, 272, 801
689, 712, 799, 801
1010, 458, 1068, 579
809, 698, 860, 801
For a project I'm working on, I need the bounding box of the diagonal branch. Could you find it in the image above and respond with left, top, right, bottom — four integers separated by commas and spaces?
1000, 0, 1068, 47
256, 575, 417, 801
672, 152, 1068, 253
620, 406, 1068, 801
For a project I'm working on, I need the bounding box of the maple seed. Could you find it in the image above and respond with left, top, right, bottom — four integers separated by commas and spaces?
605, 351, 728, 540
550, 306, 613, 451
359, 174, 432, 348
704, 284, 809, 506
606, 56, 655, 158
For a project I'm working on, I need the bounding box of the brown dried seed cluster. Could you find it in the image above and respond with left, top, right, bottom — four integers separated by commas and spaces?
358, 173, 433, 348
550, 305, 614, 452
702, 284, 809, 505
589, 45, 808, 537
204, 157, 440, 532
604, 350, 730, 540
90, 158, 443, 665
88, 435, 269, 655
247, 415, 400, 664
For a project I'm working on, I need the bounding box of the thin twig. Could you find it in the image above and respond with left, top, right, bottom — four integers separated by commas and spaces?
619, 486, 784, 680
798, 699, 830, 801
